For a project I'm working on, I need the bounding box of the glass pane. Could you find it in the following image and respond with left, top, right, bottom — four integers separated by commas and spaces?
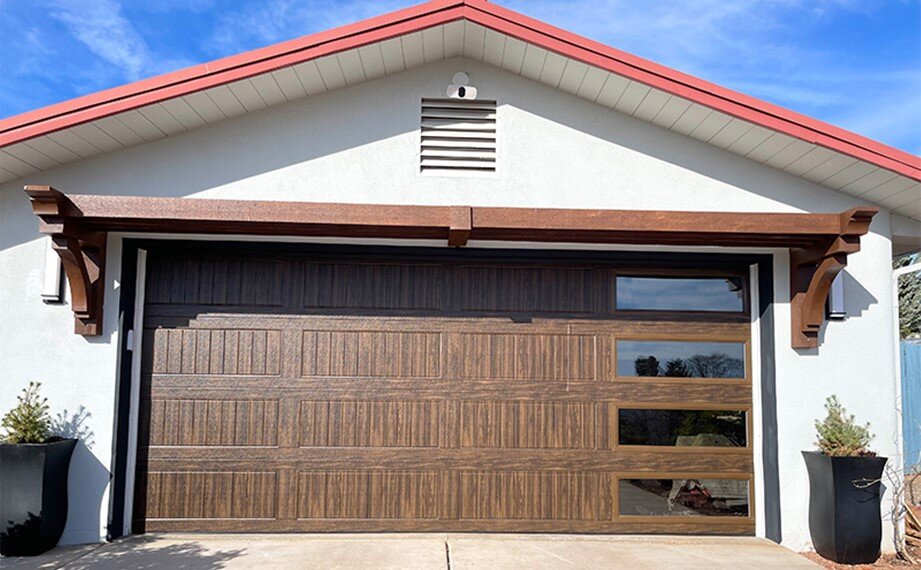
618, 409, 747, 447
616, 340, 745, 378
616, 276, 745, 312
619, 479, 750, 517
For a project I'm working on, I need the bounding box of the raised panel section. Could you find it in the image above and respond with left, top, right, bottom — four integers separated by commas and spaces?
151, 329, 281, 375
146, 258, 284, 306
297, 471, 439, 519
301, 331, 441, 378
448, 333, 597, 381
149, 399, 279, 447
455, 266, 596, 314
448, 471, 601, 520
302, 262, 444, 310
300, 400, 440, 447
455, 401, 595, 449
146, 471, 276, 519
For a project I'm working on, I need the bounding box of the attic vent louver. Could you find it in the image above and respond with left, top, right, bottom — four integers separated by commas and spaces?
420, 98, 496, 173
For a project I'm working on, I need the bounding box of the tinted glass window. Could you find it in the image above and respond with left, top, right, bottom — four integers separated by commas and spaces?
619, 479, 750, 517
616, 276, 745, 312
618, 409, 747, 447
616, 340, 745, 378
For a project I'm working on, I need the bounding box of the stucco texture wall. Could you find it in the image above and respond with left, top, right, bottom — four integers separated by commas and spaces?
0, 58, 900, 549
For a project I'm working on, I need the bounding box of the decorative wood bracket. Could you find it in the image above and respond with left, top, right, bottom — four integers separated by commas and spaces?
789, 207, 877, 349
448, 206, 472, 247
22, 186, 879, 346
25, 186, 107, 336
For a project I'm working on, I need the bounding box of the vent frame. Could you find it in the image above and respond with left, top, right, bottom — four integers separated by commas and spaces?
419, 97, 497, 176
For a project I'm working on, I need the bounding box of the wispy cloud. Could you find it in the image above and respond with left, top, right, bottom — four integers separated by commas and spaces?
496, 0, 921, 153
206, 0, 407, 55
50, 0, 151, 80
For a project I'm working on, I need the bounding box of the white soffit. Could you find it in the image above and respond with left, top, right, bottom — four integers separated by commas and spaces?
1, 21, 918, 220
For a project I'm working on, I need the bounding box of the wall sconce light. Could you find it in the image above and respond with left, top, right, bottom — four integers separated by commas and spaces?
827, 271, 846, 319
41, 236, 64, 303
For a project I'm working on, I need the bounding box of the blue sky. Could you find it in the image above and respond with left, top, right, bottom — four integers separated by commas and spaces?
1, 0, 919, 154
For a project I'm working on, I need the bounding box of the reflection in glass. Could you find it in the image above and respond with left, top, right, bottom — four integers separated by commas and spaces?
619, 479, 750, 517
617, 340, 745, 378
616, 276, 745, 312
618, 409, 747, 447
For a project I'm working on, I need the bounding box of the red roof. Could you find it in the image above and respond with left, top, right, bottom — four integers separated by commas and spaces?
2, 0, 918, 180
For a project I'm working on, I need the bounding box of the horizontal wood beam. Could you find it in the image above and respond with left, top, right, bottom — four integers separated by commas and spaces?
25, 186, 877, 347
32, 187, 862, 247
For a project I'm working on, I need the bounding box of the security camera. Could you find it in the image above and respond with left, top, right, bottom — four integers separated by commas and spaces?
447, 72, 477, 100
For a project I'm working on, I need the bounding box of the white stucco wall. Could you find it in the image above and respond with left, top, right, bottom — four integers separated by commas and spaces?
0, 58, 901, 549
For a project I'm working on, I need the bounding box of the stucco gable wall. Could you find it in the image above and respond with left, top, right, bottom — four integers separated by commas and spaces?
0, 58, 899, 549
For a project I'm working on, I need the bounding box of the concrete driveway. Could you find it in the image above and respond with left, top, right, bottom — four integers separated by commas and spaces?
4, 533, 817, 569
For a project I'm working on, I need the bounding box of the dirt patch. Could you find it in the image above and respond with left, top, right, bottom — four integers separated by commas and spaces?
800, 552, 919, 568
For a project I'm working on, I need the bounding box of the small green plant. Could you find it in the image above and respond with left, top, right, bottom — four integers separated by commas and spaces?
815, 395, 874, 457
1, 382, 51, 444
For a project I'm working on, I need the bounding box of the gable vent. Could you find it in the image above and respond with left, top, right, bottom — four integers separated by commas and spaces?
420, 98, 496, 173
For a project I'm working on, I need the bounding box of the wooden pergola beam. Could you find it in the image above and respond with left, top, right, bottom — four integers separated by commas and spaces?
24, 185, 877, 347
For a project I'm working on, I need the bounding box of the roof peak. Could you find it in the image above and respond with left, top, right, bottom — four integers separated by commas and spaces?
1, 0, 918, 185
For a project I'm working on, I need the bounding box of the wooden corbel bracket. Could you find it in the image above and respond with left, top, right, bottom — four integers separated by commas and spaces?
447, 206, 472, 247
25, 186, 107, 336
789, 206, 877, 349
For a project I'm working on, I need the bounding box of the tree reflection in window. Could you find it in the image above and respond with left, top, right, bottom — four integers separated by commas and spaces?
617, 340, 745, 378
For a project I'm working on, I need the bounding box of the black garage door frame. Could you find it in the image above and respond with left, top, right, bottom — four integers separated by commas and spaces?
106, 239, 780, 541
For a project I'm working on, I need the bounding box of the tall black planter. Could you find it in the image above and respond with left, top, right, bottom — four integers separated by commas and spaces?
0, 439, 77, 556
803, 450, 888, 564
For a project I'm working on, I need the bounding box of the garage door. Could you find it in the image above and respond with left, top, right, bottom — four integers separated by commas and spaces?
134, 245, 754, 534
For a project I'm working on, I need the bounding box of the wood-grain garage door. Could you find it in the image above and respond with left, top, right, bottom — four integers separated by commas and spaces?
134, 245, 754, 534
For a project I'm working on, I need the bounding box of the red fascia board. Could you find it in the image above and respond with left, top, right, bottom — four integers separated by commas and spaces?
0, 0, 465, 146
463, 0, 921, 179
2, 0, 919, 181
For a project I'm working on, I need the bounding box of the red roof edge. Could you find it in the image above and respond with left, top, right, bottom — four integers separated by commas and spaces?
463, 0, 920, 180
2, 0, 919, 181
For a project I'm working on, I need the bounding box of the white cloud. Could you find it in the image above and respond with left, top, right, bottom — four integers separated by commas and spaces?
496, 0, 919, 152
206, 0, 409, 55
50, 0, 152, 80
48, 0, 196, 81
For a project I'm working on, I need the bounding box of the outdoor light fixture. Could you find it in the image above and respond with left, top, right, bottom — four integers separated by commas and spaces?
827, 271, 846, 319
41, 236, 63, 303
446, 72, 477, 100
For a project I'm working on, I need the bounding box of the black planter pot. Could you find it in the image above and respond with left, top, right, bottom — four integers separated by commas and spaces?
0, 439, 77, 556
802, 450, 888, 564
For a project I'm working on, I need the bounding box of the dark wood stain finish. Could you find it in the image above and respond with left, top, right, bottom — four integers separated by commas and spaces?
134, 247, 755, 534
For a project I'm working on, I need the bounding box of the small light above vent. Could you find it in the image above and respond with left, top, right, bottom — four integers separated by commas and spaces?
420, 98, 496, 174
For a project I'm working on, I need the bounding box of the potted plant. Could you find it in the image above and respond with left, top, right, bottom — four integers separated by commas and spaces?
0, 382, 77, 556
803, 395, 887, 564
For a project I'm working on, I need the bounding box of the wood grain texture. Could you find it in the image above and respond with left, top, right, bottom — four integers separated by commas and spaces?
24, 186, 875, 349
135, 246, 755, 534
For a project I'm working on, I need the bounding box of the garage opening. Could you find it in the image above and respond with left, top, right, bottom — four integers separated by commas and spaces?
133, 244, 754, 534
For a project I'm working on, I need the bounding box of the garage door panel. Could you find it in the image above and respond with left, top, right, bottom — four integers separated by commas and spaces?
302, 262, 446, 311
299, 400, 442, 448
446, 332, 600, 381
297, 471, 441, 519
137, 248, 754, 534
148, 398, 280, 447
448, 470, 605, 521
145, 471, 277, 520
146, 258, 285, 308
454, 265, 600, 314
148, 328, 283, 376
301, 330, 441, 378
450, 401, 598, 449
